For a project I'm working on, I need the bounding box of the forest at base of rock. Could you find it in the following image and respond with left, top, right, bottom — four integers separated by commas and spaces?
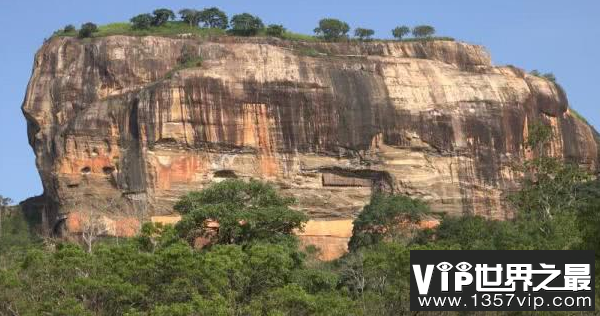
0, 125, 599, 316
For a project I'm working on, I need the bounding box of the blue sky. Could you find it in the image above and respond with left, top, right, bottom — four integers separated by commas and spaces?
0, 0, 598, 202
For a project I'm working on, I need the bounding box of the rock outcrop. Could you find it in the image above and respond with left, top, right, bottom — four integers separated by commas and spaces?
23, 35, 599, 240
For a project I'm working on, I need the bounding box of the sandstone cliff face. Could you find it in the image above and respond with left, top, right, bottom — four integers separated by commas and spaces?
23, 35, 599, 237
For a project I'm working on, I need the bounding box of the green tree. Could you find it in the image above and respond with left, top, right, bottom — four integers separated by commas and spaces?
152, 8, 175, 27
63, 24, 76, 33
354, 28, 375, 41
391, 26, 410, 40
130, 13, 153, 30
575, 180, 600, 307
78, 22, 98, 38
510, 122, 590, 235
412, 25, 436, 38
265, 24, 286, 37
230, 13, 264, 36
348, 193, 430, 251
179, 9, 202, 27
314, 18, 350, 41
174, 179, 308, 245
199, 7, 228, 29
340, 243, 413, 315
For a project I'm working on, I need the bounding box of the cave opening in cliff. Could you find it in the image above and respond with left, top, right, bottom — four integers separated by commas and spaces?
214, 170, 238, 178
102, 166, 116, 175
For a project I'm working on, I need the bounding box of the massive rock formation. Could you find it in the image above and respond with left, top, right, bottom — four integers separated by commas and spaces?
23, 35, 598, 239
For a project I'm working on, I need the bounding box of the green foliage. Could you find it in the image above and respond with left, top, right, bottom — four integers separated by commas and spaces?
314, 18, 350, 41
78, 22, 98, 38
178, 8, 201, 27
297, 47, 325, 57
230, 13, 264, 36
174, 179, 308, 245
130, 13, 153, 30
510, 122, 590, 235
63, 24, 76, 33
354, 28, 375, 40
412, 25, 436, 37
391, 25, 410, 39
339, 242, 414, 315
199, 7, 228, 29
265, 24, 286, 38
0, 206, 40, 255
281, 31, 319, 42
348, 193, 430, 251
0, 229, 351, 315
397, 36, 454, 42
525, 121, 553, 151
151, 8, 175, 27
575, 180, 600, 306
1, 165, 599, 315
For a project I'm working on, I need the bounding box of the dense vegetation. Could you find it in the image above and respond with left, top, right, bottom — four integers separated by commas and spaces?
0, 121, 598, 315
53, 7, 450, 43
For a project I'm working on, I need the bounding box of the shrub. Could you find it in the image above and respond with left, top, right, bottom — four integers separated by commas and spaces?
63, 24, 76, 33
412, 25, 435, 38
179, 9, 202, 27
391, 26, 410, 40
152, 8, 175, 27
130, 13, 153, 30
265, 24, 286, 37
199, 7, 228, 29
314, 18, 350, 41
78, 22, 98, 38
354, 28, 374, 41
230, 13, 264, 36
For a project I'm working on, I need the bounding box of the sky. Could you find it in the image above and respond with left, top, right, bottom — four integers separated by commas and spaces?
0, 0, 598, 203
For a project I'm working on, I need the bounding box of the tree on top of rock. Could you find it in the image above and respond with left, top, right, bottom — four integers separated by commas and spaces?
314, 18, 350, 41
199, 7, 228, 29
412, 25, 436, 38
152, 8, 175, 27
130, 13, 153, 30
392, 26, 410, 40
354, 28, 375, 41
229, 13, 264, 36
179, 9, 202, 27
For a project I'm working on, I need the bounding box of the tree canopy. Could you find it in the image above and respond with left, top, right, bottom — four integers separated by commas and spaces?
412, 25, 436, 37
314, 18, 350, 41
152, 8, 175, 27
229, 13, 264, 36
78, 22, 98, 38
174, 179, 308, 245
130, 13, 153, 30
354, 28, 374, 40
392, 26, 410, 39
179, 9, 202, 27
199, 7, 228, 29
265, 24, 286, 38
